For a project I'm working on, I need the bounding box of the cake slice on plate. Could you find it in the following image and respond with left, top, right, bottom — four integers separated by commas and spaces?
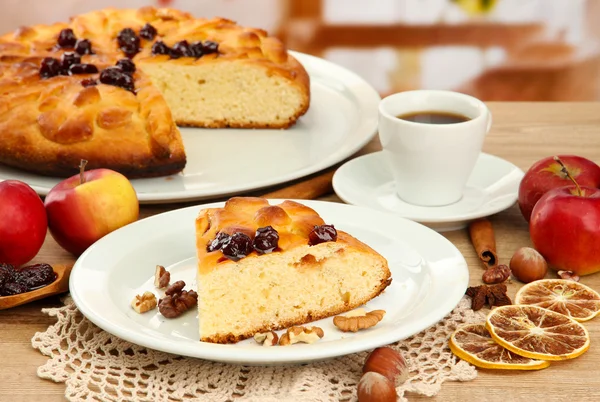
195, 197, 392, 344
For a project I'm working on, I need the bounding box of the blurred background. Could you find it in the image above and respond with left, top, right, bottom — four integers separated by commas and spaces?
2, 0, 598, 100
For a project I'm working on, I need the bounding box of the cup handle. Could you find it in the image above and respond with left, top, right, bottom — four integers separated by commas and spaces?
486, 111, 493, 134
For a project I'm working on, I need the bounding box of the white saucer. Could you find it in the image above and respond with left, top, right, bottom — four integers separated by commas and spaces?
333, 151, 524, 232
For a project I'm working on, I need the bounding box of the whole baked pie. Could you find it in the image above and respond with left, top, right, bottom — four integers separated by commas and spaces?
0, 7, 310, 178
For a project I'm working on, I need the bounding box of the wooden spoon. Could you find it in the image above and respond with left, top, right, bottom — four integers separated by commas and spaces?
0, 264, 73, 310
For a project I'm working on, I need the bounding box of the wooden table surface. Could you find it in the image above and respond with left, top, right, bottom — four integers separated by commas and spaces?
2, 102, 600, 401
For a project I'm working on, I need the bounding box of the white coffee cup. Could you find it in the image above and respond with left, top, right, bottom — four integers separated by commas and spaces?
378, 90, 492, 207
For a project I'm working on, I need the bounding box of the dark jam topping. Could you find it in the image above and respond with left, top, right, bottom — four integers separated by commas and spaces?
60, 52, 81, 71
170, 40, 193, 59
139, 23, 158, 40
221, 233, 253, 262
39, 57, 62, 78
206, 232, 231, 253
99, 66, 135, 92
68, 63, 99, 75
0, 264, 15, 287
253, 226, 279, 254
203, 40, 219, 54
308, 224, 338, 246
57, 28, 77, 48
116, 58, 136, 74
117, 28, 140, 58
151, 39, 219, 59
81, 78, 98, 87
0, 263, 57, 296
151, 40, 170, 55
74, 38, 94, 55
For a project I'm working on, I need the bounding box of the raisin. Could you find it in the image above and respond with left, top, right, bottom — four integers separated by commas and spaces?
99, 66, 135, 92
60, 52, 81, 73
253, 226, 279, 254
16, 263, 56, 289
190, 41, 205, 58
170, 40, 192, 59
206, 232, 231, 252
221, 233, 253, 261
81, 78, 98, 87
0, 282, 28, 296
74, 39, 94, 55
68, 63, 99, 75
0, 264, 15, 287
117, 28, 140, 58
151, 40, 170, 56
57, 28, 77, 48
115, 58, 136, 74
203, 40, 219, 54
139, 23, 158, 40
308, 224, 338, 246
39, 57, 62, 79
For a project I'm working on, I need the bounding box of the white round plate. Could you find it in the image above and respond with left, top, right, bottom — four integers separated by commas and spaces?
70, 199, 468, 365
333, 151, 525, 232
0, 52, 380, 204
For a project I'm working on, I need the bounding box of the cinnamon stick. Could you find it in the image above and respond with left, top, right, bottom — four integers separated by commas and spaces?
261, 170, 335, 200
468, 218, 498, 269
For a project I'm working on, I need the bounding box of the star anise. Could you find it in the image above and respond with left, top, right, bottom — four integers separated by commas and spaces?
465, 283, 512, 311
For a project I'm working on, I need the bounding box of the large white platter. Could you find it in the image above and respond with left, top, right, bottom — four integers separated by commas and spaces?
70, 199, 469, 365
0, 52, 380, 204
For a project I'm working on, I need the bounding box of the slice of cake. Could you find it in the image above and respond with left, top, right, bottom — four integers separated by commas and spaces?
195, 197, 392, 344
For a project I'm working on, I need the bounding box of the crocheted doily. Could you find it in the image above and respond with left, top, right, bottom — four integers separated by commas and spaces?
32, 296, 484, 401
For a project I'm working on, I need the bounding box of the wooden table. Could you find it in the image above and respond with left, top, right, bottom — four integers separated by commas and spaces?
2, 102, 600, 401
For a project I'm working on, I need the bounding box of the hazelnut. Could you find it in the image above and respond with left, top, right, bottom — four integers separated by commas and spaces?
357, 371, 397, 402
363, 347, 408, 386
510, 247, 548, 283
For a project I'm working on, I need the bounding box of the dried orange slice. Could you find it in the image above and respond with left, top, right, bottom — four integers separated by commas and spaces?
515, 279, 600, 322
486, 305, 590, 361
449, 323, 550, 370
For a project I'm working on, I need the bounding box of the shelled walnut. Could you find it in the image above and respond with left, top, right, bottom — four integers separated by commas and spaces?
131, 291, 157, 314
158, 281, 197, 318
279, 326, 324, 346
333, 308, 386, 332
154, 265, 170, 289
253, 331, 279, 346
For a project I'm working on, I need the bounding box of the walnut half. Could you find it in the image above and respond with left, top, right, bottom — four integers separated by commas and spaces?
154, 265, 170, 289
158, 281, 198, 318
254, 331, 279, 346
279, 326, 324, 346
131, 291, 157, 314
333, 309, 386, 332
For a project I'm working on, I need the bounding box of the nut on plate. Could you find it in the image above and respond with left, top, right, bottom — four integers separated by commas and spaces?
482, 264, 511, 284
357, 371, 397, 402
333, 308, 385, 332
154, 265, 170, 289
131, 291, 157, 313
253, 331, 279, 346
279, 326, 324, 346
158, 280, 198, 318
557, 270, 580, 281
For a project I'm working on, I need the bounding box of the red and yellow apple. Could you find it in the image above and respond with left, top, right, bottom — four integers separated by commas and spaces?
518, 155, 600, 222
44, 161, 139, 256
0, 180, 47, 266
530, 184, 600, 276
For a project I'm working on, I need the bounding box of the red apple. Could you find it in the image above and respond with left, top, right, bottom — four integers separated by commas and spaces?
518, 155, 600, 222
0, 180, 47, 266
530, 184, 600, 276
44, 161, 139, 256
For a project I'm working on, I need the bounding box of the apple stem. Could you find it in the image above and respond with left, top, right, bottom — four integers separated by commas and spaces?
553, 156, 582, 196
79, 159, 88, 185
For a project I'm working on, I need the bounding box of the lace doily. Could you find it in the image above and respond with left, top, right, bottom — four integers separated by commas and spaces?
32, 296, 484, 401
